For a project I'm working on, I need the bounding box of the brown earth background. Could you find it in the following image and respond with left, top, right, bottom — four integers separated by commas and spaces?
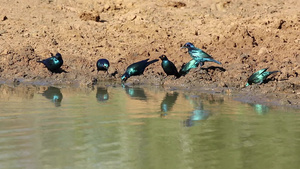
0, 0, 299, 107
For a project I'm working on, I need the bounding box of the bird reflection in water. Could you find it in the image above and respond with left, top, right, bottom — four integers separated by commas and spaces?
42, 86, 63, 107
184, 109, 210, 127
123, 85, 147, 101
96, 87, 109, 102
160, 92, 179, 117
183, 96, 211, 127
249, 103, 270, 115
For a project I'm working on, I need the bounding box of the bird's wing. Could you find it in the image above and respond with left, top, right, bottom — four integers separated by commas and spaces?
256, 68, 268, 76
248, 68, 268, 82
190, 49, 212, 59
200, 50, 213, 58
51, 57, 60, 65
169, 62, 178, 71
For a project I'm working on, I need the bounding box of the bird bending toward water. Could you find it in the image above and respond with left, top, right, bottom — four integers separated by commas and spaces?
179, 59, 200, 76
181, 42, 221, 66
159, 55, 180, 78
37, 53, 63, 73
121, 59, 158, 82
96, 59, 110, 72
246, 68, 279, 86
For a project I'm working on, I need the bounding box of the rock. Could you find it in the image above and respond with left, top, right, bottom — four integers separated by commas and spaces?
79, 11, 100, 22
0, 29, 7, 35
258, 47, 269, 55
104, 4, 111, 10
2, 15, 7, 21
167, 2, 186, 8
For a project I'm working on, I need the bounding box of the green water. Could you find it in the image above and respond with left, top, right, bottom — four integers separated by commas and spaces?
0, 84, 299, 169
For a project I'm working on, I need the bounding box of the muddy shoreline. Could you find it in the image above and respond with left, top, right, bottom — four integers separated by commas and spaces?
1, 76, 299, 109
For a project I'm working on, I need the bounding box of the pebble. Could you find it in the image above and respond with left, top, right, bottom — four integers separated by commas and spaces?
2, 15, 7, 21
258, 47, 269, 55
0, 30, 7, 35
79, 12, 100, 22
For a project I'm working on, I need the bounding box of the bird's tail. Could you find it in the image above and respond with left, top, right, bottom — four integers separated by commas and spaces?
211, 59, 221, 65
147, 59, 159, 66
178, 70, 186, 76
268, 71, 280, 75
175, 73, 181, 78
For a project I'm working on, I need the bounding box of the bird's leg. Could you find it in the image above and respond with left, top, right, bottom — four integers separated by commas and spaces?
160, 113, 167, 118
196, 65, 202, 72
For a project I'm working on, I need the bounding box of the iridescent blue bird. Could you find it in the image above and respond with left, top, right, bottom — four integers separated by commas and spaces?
121, 59, 158, 82
181, 42, 221, 66
37, 53, 63, 72
246, 68, 279, 86
179, 59, 200, 76
96, 59, 110, 72
159, 55, 180, 78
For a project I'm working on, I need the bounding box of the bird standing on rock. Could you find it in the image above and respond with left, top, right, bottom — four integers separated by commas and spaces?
96, 59, 110, 72
246, 68, 279, 86
37, 53, 63, 73
179, 59, 200, 76
181, 42, 221, 66
121, 59, 159, 82
159, 55, 180, 78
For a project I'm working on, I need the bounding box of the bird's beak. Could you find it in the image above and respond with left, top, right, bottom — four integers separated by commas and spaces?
121, 77, 127, 82
180, 46, 187, 49
181, 46, 186, 49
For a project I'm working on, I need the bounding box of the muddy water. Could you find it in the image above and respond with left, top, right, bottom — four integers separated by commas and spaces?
0, 84, 299, 169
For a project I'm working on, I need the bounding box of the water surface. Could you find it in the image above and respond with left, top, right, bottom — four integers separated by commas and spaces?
0, 84, 299, 169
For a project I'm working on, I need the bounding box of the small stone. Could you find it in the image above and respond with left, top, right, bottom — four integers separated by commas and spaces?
167, 2, 186, 8
51, 38, 58, 45
79, 11, 100, 22
2, 16, 8, 21
129, 14, 136, 21
258, 47, 269, 55
0, 30, 8, 36
285, 99, 292, 105
104, 4, 110, 10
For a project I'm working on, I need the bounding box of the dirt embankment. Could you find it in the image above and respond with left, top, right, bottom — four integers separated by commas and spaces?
0, 0, 299, 107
